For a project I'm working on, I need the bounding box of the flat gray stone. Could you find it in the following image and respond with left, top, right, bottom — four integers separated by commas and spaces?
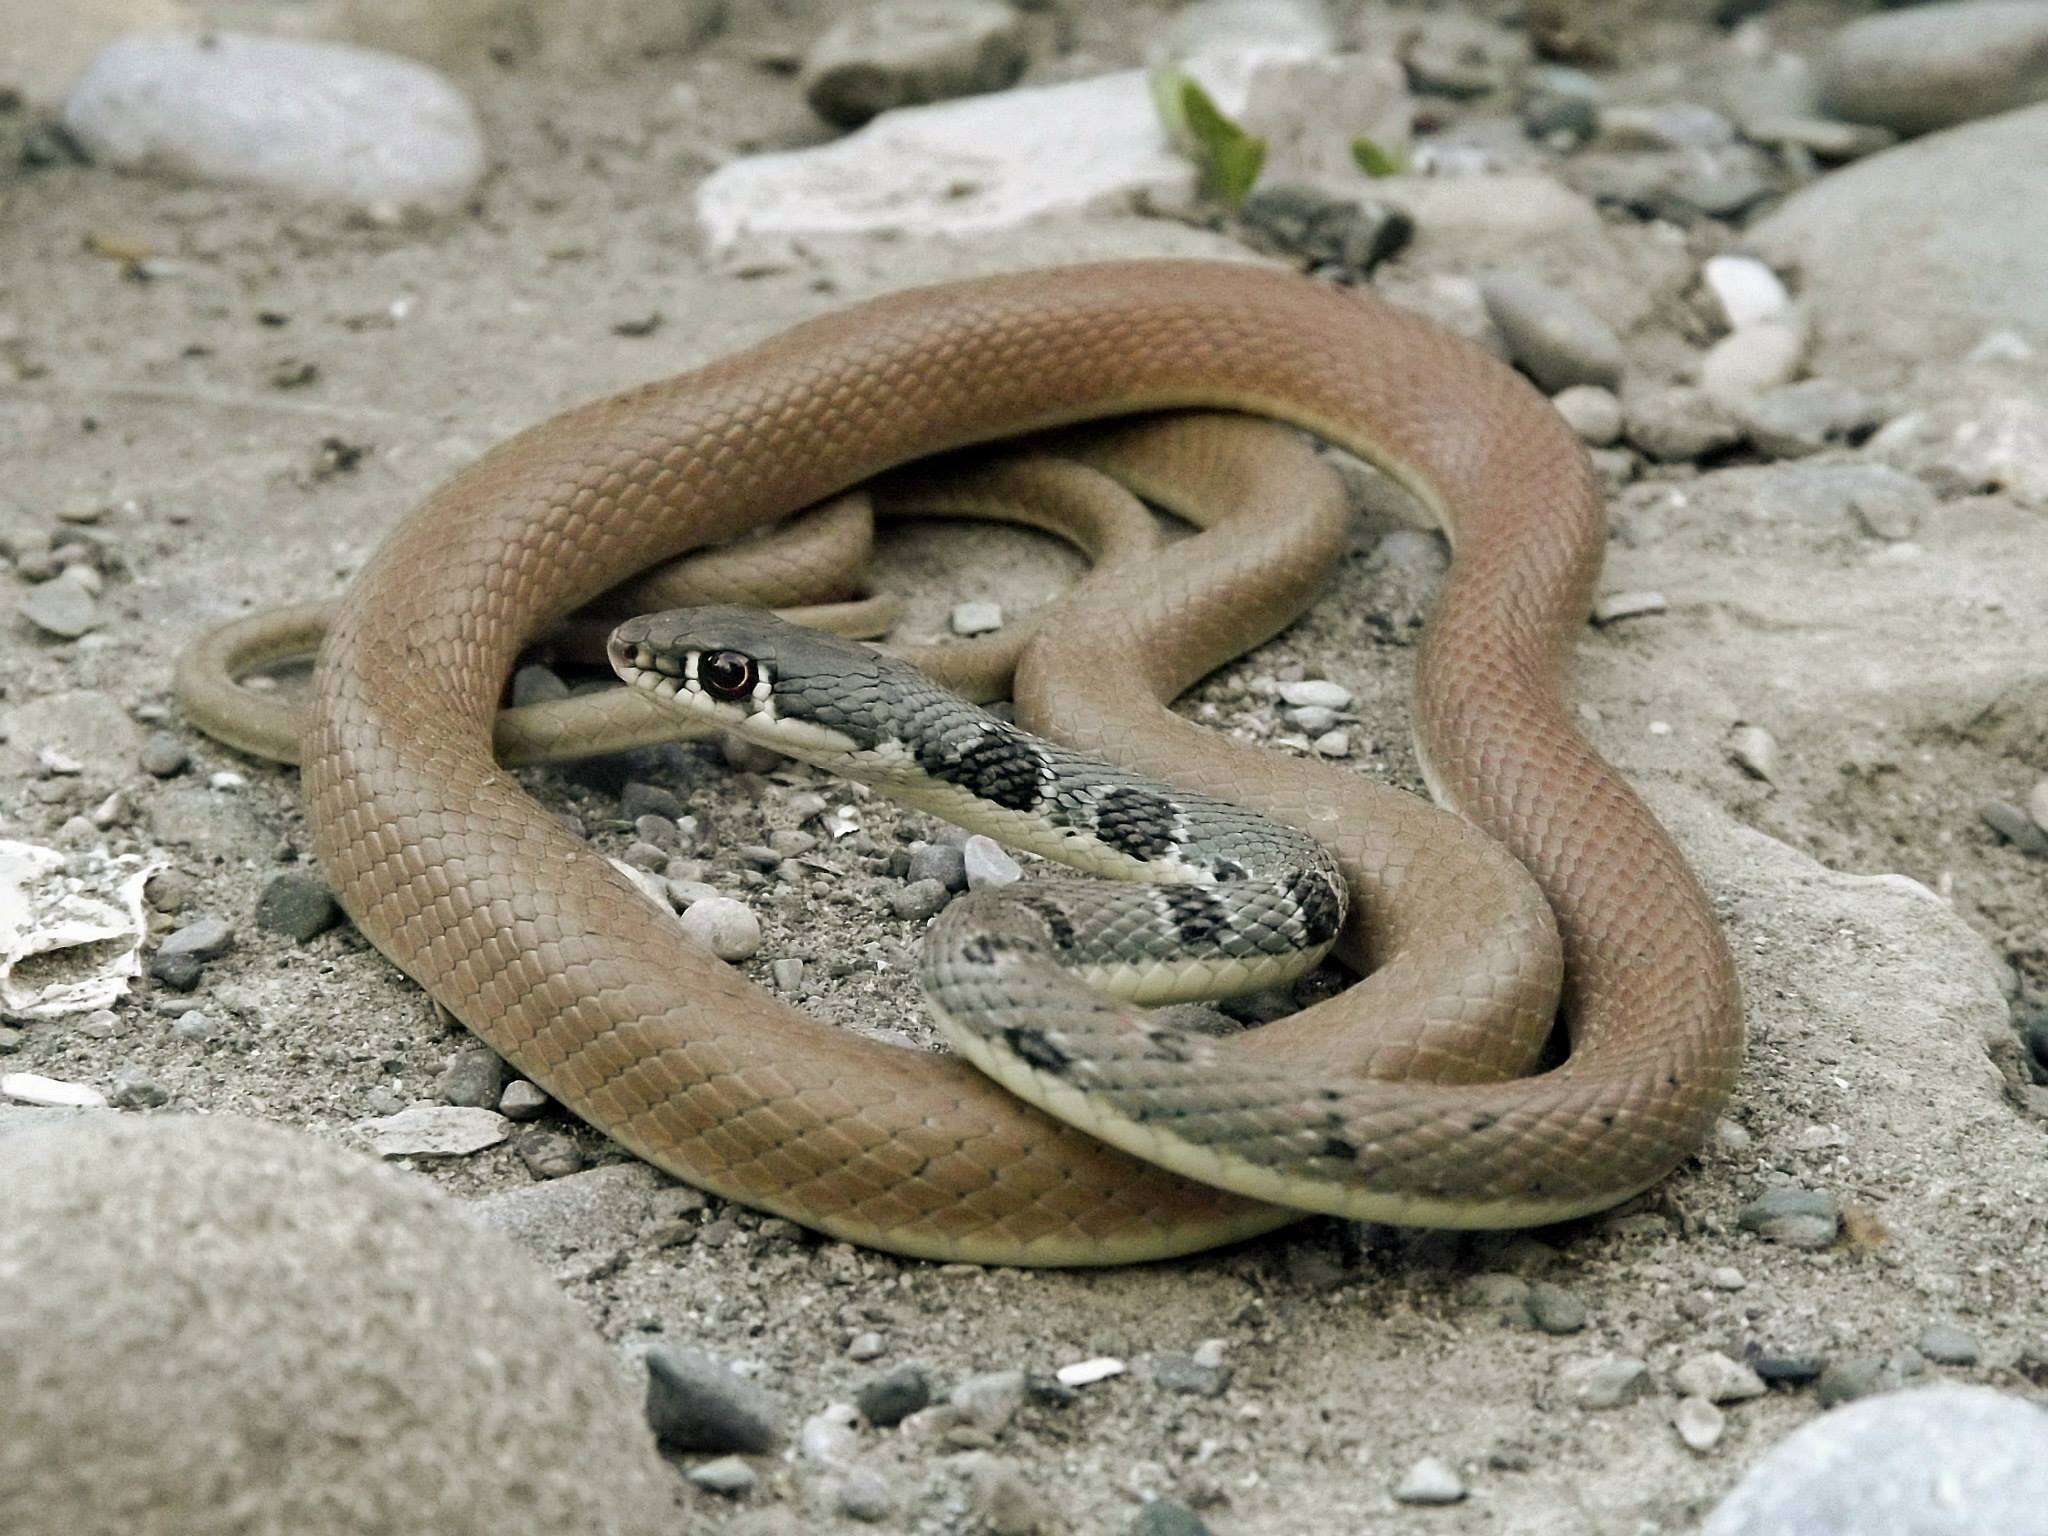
0, 1115, 674, 1536
63, 30, 486, 214
801, 0, 1030, 129
1480, 272, 1626, 392
1816, 2, 2048, 136
1751, 105, 2048, 369
1701, 1386, 2048, 1535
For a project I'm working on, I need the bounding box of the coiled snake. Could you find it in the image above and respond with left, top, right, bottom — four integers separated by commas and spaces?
190, 261, 1744, 1264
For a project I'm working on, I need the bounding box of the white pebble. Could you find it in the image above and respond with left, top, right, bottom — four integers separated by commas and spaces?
1054, 1356, 1126, 1387
1312, 730, 1351, 758
1708, 1266, 1748, 1291
1, 1071, 110, 1109
950, 600, 1004, 636
800, 1404, 860, 1465
1700, 319, 1807, 409
1591, 590, 1668, 624
608, 858, 674, 912
679, 897, 762, 961
208, 770, 248, 790
1394, 1456, 1467, 1505
1673, 1395, 1725, 1452
1728, 724, 1778, 783
1552, 384, 1623, 446
1277, 679, 1352, 710
1701, 254, 1791, 331
962, 835, 1021, 889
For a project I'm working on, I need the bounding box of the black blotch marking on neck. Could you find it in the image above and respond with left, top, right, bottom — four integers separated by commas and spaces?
1091, 784, 1179, 861
1003, 1025, 1073, 1077
920, 721, 1049, 814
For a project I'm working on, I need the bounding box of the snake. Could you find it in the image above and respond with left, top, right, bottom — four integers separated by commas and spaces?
235, 259, 1742, 1265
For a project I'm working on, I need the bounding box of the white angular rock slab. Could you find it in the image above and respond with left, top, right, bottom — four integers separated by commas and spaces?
359, 1103, 511, 1158
62, 30, 487, 215
697, 50, 1407, 254
1, 1072, 110, 1110
0, 841, 161, 1020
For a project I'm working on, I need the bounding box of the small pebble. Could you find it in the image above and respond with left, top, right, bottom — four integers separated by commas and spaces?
1393, 1456, 1466, 1505
1814, 1355, 1891, 1408
1560, 1354, 1649, 1409
1132, 1501, 1210, 1536
2028, 778, 2048, 836
511, 664, 569, 706
1700, 255, 1791, 331
1740, 380, 1885, 459
847, 1331, 886, 1362
1673, 1395, 1725, 1452
516, 1130, 585, 1180
857, 1363, 932, 1427
1700, 319, 1807, 409
1673, 1352, 1767, 1404
1525, 1281, 1589, 1334
685, 1455, 755, 1495
1553, 384, 1623, 446
963, 835, 1022, 889
1627, 386, 1741, 462
679, 897, 762, 961
645, 1347, 784, 1454
1737, 1185, 1840, 1249
1147, 1352, 1232, 1397
255, 872, 343, 941
1277, 678, 1352, 710
950, 1369, 1027, 1435
950, 600, 1004, 635
838, 1468, 894, 1522
108, 1066, 169, 1109
770, 958, 804, 992
498, 1079, 549, 1120
1312, 729, 1351, 758
1982, 801, 2048, 857
439, 1046, 509, 1109
21, 576, 100, 638
361, 1103, 509, 1158
139, 733, 191, 777
801, 1404, 860, 1464
909, 842, 969, 891
1480, 273, 1626, 392
1591, 590, 1667, 625
1728, 724, 1778, 783
621, 781, 686, 822
1708, 1266, 1748, 1291
1915, 1323, 1981, 1366
1753, 1351, 1826, 1386
1056, 1356, 1125, 1388
891, 878, 951, 921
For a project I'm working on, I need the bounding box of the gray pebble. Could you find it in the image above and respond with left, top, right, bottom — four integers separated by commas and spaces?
908, 842, 969, 891
847, 1330, 886, 1361
801, 0, 1029, 128
1394, 1456, 1466, 1505
1737, 1185, 1841, 1249
1742, 114, 1896, 163
1673, 1351, 1767, 1404
1741, 379, 1885, 458
255, 872, 343, 942
1146, 1352, 1232, 1398
1525, 1281, 1589, 1334
1815, 1354, 1894, 1408
1461, 1271, 1530, 1310
21, 574, 100, 638
516, 1131, 584, 1180
1239, 184, 1413, 273
770, 958, 804, 993
620, 781, 686, 822
685, 1454, 755, 1495
620, 841, 669, 872
838, 1468, 894, 1522
891, 878, 951, 921
963, 835, 1021, 889
1916, 1323, 1981, 1366
498, 1080, 548, 1120
1627, 386, 1741, 462
1312, 730, 1351, 758
439, 1046, 509, 1109
1132, 1501, 1210, 1536
139, 733, 190, 777
1480, 273, 1625, 392
152, 953, 206, 994
632, 813, 678, 849
1702, 1384, 2048, 1535
510, 664, 569, 706
963, 1453, 1052, 1535
856, 1363, 932, 1427
1983, 801, 2048, 857
645, 1347, 784, 1454
1287, 704, 1339, 734
108, 1066, 169, 1109
678, 897, 761, 961
157, 915, 234, 962
1553, 384, 1623, 446
1560, 1354, 1649, 1409
950, 1368, 1027, 1436
1753, 1350, 1826, 1386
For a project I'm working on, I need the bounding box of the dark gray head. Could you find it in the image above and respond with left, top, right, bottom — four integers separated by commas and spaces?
608, 605, 920, 759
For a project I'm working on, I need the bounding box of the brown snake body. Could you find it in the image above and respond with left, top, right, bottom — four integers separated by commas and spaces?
301, 261, 1743, 1263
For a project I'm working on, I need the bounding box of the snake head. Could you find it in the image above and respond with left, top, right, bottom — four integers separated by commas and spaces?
608, 605, 905, 762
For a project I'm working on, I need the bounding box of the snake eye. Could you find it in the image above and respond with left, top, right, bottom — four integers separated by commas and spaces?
700, 650, 757, 701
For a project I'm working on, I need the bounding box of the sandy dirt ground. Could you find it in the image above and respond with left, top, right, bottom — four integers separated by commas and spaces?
3, 2, 2046, 1532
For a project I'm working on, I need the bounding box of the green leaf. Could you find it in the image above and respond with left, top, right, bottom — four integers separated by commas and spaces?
1149, 65, 1268, 209
1350, 136, 1406, 178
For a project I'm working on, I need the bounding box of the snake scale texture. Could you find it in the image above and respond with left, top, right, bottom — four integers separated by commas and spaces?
303, 261, 1744, 1264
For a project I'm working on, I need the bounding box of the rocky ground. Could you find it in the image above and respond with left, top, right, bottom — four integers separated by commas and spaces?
3, 1, 2047, 1533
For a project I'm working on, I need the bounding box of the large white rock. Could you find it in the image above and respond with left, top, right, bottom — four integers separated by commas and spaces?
697, 50, 1407, 254
62, 30, 487, 215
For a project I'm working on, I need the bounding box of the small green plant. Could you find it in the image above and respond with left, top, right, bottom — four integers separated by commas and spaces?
1349, 135, 1408, 178
1150, 65, 1267, 209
